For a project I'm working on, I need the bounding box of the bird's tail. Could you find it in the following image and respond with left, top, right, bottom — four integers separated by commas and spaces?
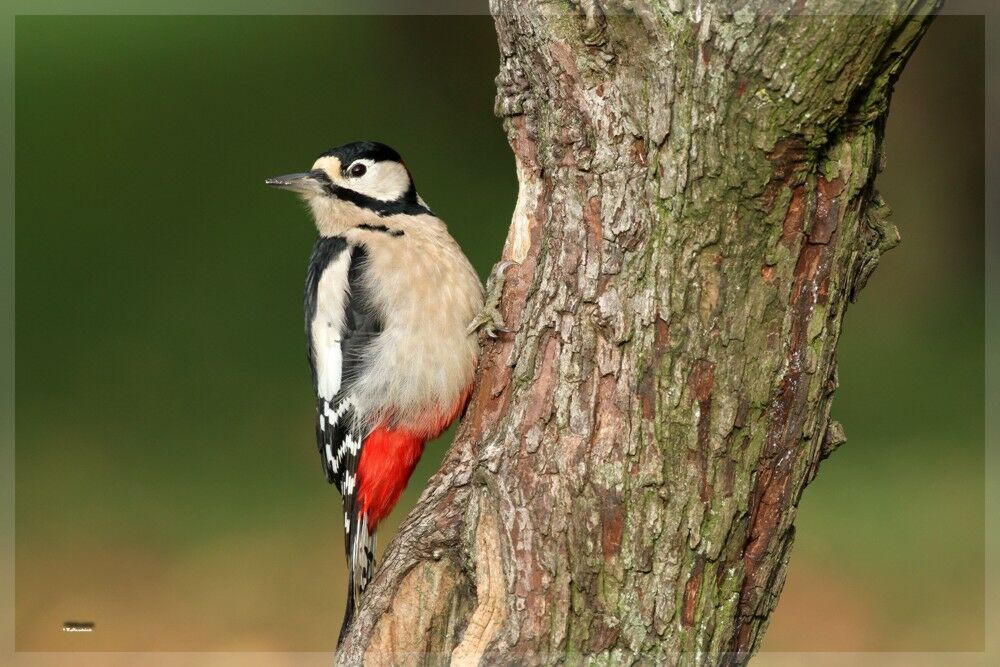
337, 582, 355, 649
337, 511, 376, 648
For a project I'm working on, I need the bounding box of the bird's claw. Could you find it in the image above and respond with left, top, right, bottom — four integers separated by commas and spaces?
467, 306, 510, 338
467, 260, 515, 338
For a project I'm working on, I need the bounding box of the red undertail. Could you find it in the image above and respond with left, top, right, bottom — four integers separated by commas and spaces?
356, 426, 425, 528
356, 387, 472, 529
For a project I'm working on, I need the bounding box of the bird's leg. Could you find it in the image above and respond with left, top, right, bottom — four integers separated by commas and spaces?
467, 260, 515, 339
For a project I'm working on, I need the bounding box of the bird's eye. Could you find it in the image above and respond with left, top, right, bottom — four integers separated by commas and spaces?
349, 163, 367, 178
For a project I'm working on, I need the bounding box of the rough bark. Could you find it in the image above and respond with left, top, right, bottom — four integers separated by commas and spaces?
337, 1, 937, 664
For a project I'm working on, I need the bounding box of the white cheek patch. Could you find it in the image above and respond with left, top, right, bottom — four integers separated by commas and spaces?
310, 155, 412, 203
350, 161, 411, 201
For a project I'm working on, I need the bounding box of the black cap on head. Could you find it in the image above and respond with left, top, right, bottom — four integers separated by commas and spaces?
319, 141, 403, 165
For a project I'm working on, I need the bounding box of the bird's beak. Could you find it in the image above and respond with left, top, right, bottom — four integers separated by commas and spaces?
264, 171, 325, 195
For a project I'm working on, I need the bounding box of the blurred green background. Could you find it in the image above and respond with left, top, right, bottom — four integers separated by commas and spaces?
14, 14, 983, 653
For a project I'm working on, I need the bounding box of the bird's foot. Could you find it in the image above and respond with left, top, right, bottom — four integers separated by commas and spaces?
468, 305, 509, 339
467, 260, 515, 339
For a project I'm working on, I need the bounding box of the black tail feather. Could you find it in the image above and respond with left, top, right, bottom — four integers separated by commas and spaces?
338, 511, 376, 650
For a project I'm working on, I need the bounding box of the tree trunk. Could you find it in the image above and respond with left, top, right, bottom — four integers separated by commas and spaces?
336, 1, 937, 664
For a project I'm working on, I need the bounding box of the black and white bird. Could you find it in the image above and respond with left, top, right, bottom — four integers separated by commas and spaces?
266, 141, 488, 645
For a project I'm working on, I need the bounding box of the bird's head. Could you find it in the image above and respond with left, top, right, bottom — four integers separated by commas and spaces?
266, 141, 428, 234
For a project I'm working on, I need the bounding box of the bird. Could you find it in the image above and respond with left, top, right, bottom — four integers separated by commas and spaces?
266, 141, 497, 646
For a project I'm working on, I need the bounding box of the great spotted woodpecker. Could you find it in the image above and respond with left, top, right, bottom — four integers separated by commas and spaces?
266, 142, 489, 644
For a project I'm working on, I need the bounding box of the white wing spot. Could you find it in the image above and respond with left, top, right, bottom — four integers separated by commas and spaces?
312, 251, 351, 399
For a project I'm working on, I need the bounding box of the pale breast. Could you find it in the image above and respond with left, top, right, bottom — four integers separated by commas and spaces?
345, 218, 484, 431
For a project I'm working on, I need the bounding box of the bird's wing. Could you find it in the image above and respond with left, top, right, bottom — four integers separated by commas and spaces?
305, 239, 382, 640
305, 239, 382, 491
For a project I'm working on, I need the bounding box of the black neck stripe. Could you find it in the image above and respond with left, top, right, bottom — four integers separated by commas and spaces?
323, 182, 431, 217
357, 223, 404, 237
306, 168, 430, 217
